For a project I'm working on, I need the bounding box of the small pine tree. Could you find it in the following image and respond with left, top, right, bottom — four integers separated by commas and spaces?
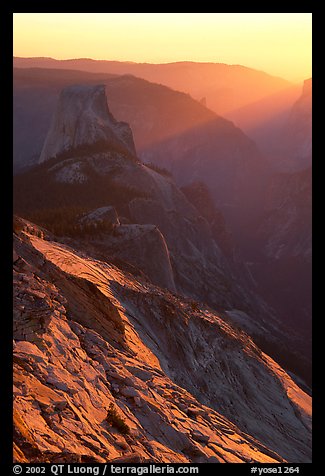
105, 403, 130, 435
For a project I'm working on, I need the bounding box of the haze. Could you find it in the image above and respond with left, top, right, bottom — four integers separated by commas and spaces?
13, 13, 311, 83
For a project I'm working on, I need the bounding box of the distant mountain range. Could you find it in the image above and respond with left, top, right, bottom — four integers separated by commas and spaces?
15, 57, 309, 168
13, 67, 270, 230
13, 56, 292, 116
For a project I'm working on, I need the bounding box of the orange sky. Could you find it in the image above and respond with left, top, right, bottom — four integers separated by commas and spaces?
13, 13, 312, 82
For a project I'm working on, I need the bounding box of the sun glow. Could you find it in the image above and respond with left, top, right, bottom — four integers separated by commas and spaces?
13, 13, 311, 82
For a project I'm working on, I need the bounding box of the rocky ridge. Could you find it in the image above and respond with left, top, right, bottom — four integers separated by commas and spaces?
13, 223, 311, 463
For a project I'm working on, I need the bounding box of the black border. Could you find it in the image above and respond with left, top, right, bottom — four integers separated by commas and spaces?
4, 7, 317, 475
1, 5, 14, 470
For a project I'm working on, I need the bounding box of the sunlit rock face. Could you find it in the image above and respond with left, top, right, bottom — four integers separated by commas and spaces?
13, 224, 312, 463
39, 84, 136, 163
